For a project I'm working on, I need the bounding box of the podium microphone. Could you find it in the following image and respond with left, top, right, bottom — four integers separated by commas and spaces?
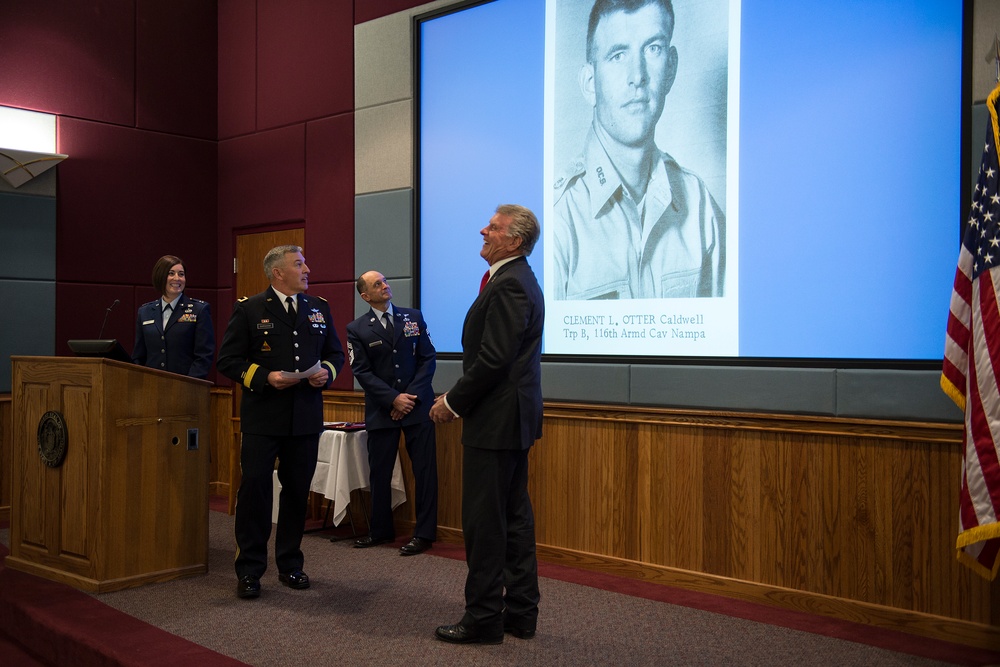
98, 299, 120, 339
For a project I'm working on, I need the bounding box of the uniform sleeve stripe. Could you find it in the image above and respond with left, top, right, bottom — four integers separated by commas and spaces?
323, 361, 337, 382
243, 363, 260, 388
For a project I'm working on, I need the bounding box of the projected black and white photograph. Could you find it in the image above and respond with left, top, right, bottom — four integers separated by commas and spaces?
543, 0, 738, 355
548, 0, 731, 302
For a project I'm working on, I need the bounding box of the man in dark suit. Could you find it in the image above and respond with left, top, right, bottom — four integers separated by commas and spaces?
430, 204, 544, 644
217, 245, 344, 600
346, 270, 438, 555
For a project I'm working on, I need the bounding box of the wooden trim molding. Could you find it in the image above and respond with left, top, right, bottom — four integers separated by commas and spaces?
542, 401, 963, 443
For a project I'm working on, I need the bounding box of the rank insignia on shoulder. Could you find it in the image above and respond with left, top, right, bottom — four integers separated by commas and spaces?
238, 296, 249, 302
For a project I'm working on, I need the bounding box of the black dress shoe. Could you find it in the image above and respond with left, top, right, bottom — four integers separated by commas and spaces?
236, 575, 260, 599
504, 625, 536, 640
399, 537, 432, 556
277, 570, 310, 589
434, 623, 503, 645
502, 611, 536, 639
353, 535, 392, 548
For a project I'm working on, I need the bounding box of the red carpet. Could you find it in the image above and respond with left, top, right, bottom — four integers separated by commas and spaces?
0, 518, 249, 667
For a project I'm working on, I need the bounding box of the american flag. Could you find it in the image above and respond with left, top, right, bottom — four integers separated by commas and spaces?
942, 84, 1000, 580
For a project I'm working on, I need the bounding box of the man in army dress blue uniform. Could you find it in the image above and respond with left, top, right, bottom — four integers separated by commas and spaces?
217, 245, 344, 599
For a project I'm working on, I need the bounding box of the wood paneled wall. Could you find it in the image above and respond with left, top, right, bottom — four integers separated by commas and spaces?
209, 387, 234, 499
321, 392, 1000, 650
4, 389, 998, 648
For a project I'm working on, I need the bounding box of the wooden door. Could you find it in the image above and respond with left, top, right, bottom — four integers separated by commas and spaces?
235, 229, 306, 300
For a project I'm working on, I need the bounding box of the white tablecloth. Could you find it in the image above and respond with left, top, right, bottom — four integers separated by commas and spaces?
272, 429, 406, 526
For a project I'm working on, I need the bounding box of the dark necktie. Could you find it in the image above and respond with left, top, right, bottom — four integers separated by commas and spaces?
479, 269, 490, 293
285, 296, 296, 319
162, 303, 173, 328
383, 312, 394, 339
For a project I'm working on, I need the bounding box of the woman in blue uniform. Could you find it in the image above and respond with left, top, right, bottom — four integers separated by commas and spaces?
132, 254, 215, 378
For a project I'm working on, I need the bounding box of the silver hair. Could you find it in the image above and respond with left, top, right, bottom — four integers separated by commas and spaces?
263, 245, 302, 280
495, 204, 540, 256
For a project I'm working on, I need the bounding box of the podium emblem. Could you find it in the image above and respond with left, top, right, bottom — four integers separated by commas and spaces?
37, 410, 68, 467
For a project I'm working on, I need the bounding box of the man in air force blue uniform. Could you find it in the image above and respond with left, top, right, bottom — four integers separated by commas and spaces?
346, 270, 438, 555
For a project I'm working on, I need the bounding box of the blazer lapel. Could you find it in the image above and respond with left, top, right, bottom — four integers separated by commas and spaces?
463, 258, 525, 333
153, 303, 166, 334
264, 287, 289, 324
387, 310, 399, 343
294, 295, 308, 326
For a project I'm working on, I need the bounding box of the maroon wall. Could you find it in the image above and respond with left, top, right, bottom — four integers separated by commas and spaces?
216, 0, 357, 388
0, 0, 429, 387
355, 0, 431, 24
0, 0, 218, 373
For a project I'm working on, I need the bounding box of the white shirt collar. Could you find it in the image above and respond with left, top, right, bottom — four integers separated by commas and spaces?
271, 287, 296, 305
488, 255, 520, 278
160, 295, 181, 311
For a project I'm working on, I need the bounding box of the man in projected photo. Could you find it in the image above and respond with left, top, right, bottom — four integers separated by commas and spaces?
552, 0, 725, 300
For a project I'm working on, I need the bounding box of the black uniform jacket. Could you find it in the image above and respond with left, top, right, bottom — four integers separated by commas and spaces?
217, 287, 344, 436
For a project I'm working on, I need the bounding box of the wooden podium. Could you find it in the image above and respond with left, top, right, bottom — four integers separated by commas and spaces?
7, 356, 211, 592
